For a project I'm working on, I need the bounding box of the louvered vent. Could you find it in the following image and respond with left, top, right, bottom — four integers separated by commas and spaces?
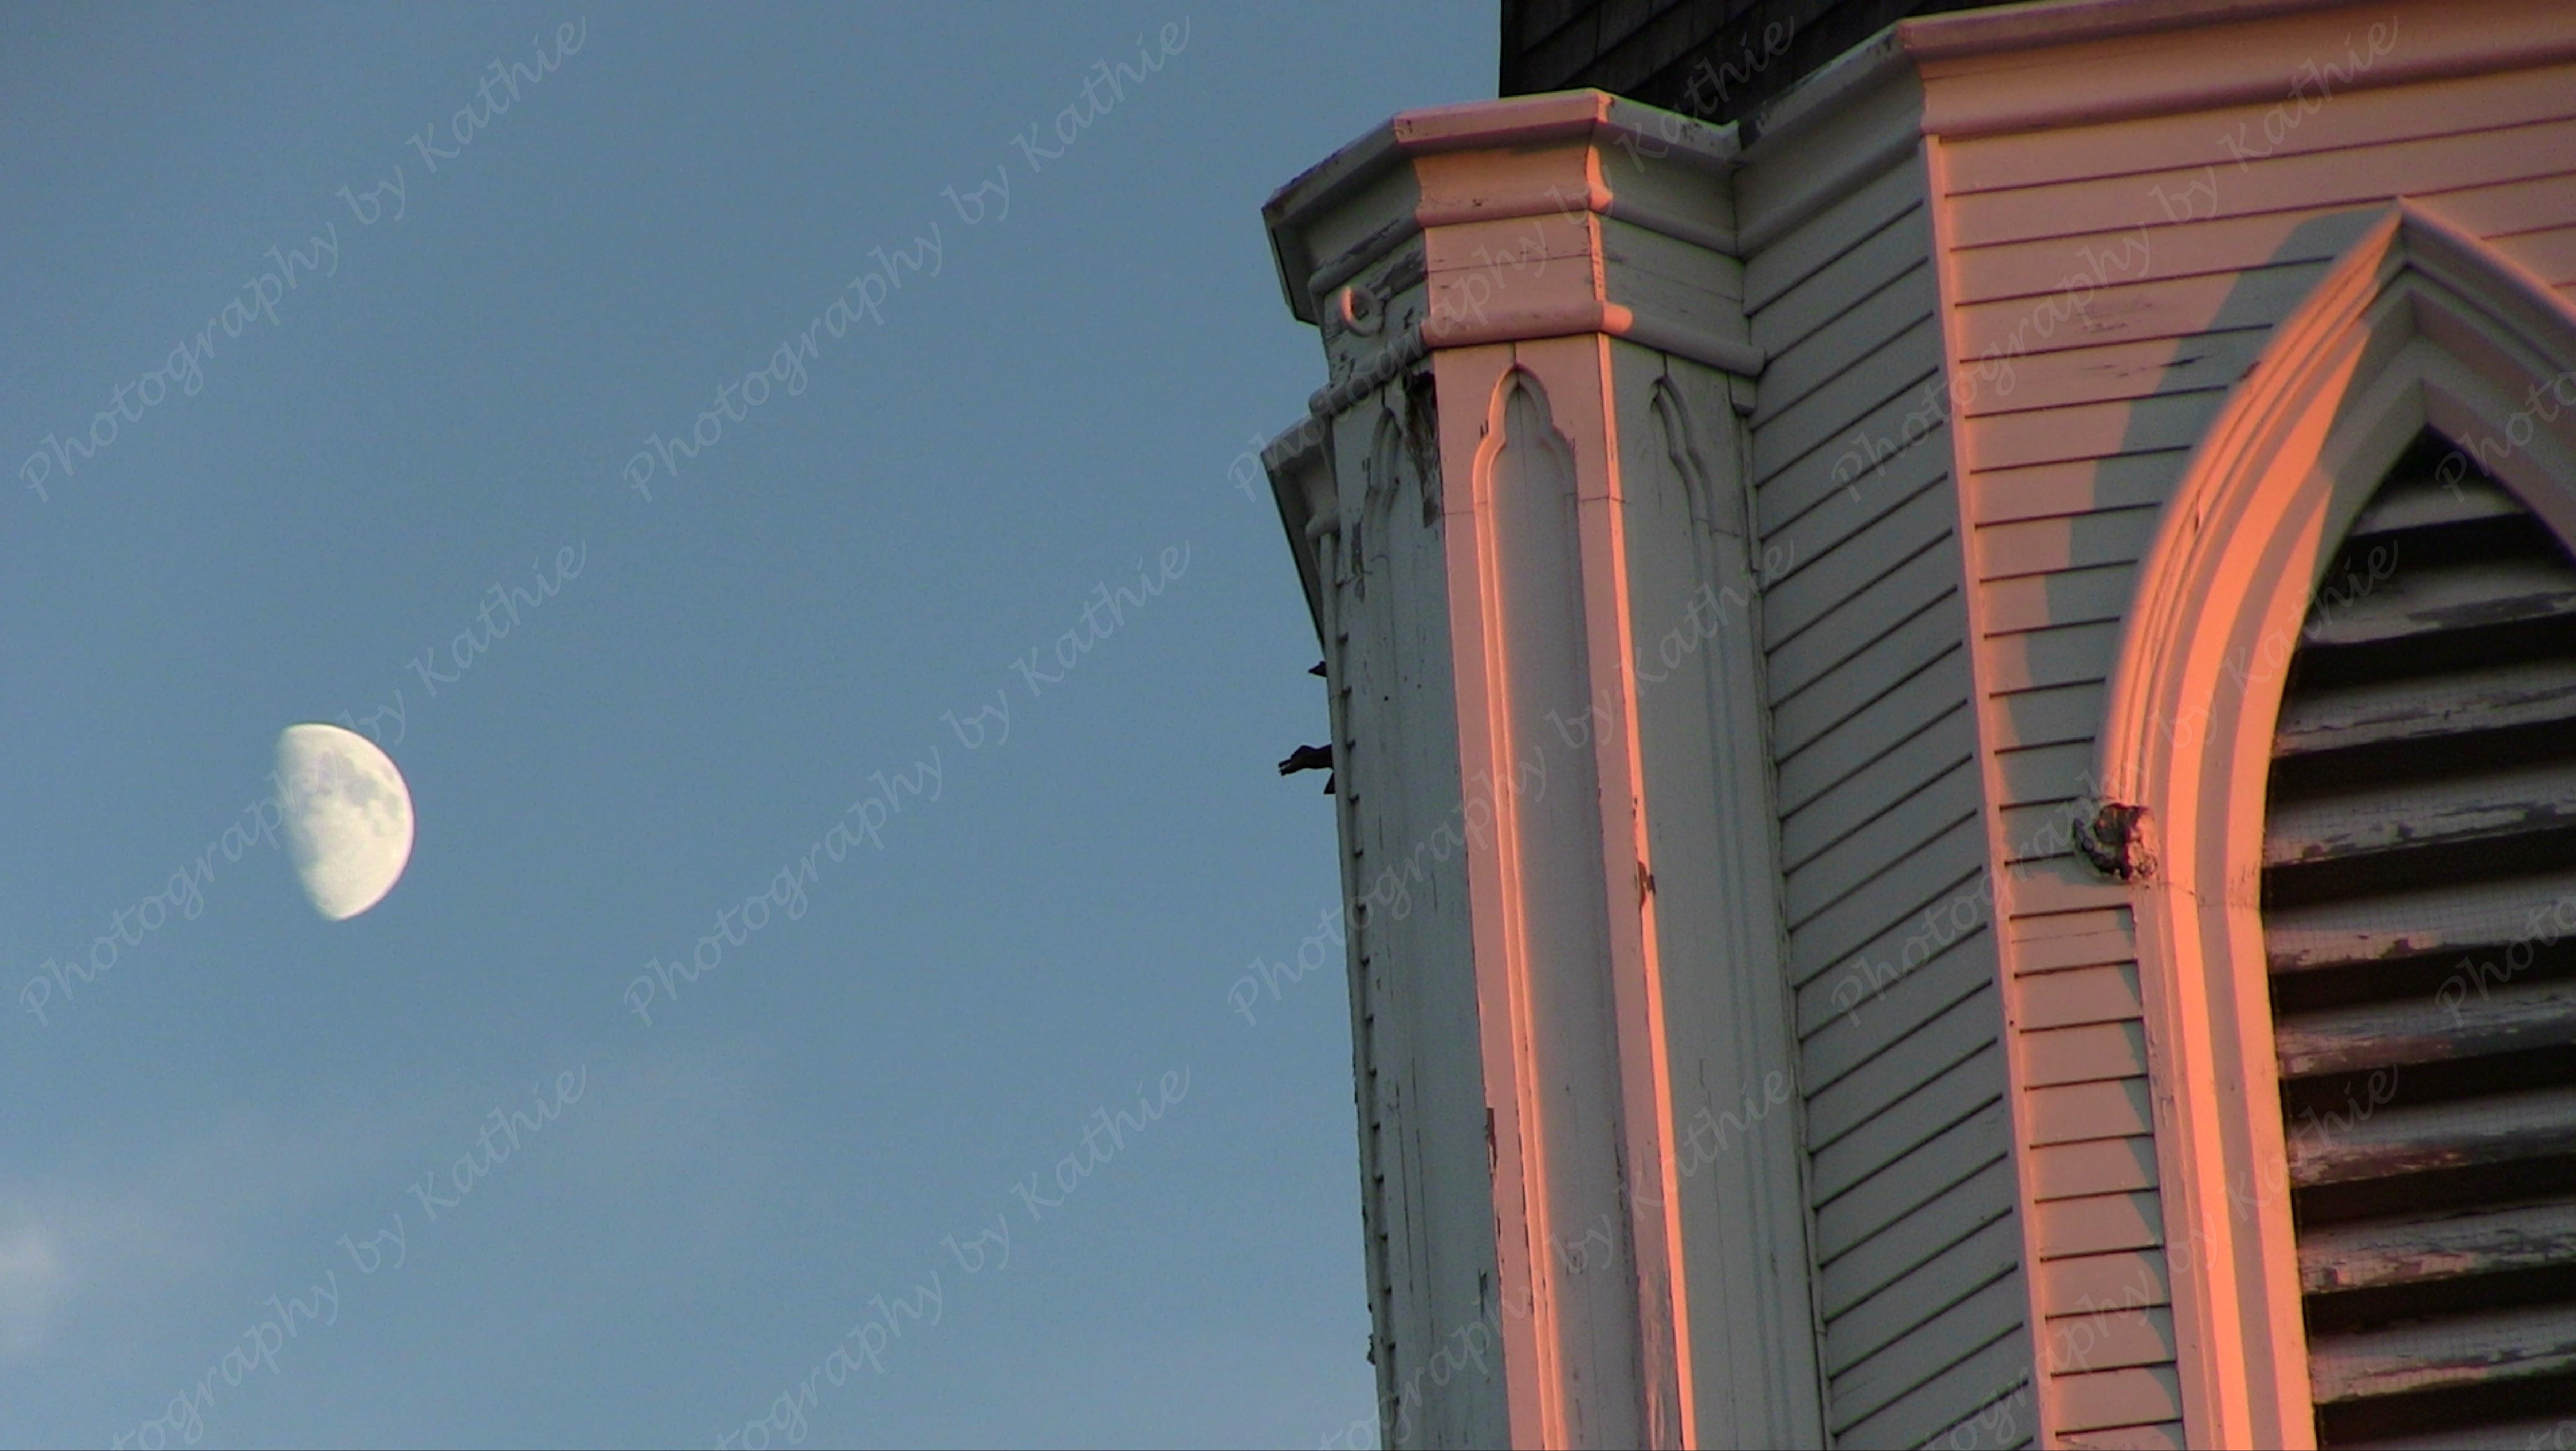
2264, 432, 2576, 1446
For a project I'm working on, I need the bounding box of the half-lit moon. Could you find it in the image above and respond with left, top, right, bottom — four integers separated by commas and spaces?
276, 724, 415, 921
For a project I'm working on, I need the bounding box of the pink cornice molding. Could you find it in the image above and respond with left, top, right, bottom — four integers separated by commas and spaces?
1902, 0, 2576, 139
1259, 91, 1758, 379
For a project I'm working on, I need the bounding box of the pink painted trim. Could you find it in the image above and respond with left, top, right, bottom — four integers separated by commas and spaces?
1903, 0, 2576, 141
1263, 91, 1736, 324
1420, 301, 1763, 379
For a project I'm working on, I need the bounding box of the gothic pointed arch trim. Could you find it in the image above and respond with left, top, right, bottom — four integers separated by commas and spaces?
2095, 201, 2576, 1449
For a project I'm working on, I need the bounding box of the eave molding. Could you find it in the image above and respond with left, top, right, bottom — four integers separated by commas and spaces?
1901, 0, 2576, 141
1262, 89, 1742, 327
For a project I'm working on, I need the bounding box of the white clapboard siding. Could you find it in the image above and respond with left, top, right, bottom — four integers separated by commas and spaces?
1950, 115, 2576, 251
1772, 588, 1967, 758
1778, 645, 1976, 813
1795, 916, 1991, 1071
1791, 817, 1991, 1002
1747, 114, 2029, 1446
1769, 475, 1965, 649
1925, 1380, 2043, 1451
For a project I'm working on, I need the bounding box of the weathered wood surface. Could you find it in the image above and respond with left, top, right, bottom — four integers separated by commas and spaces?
1742, 158, 1920, 312
2286, 1084, 2576, 1188
2297, 554, 2576, 647
1789, 817, 1989, 993
1786, 760, 1985, 928
1753, 360, 1948, 537
2350, 474, 2527, 535
2018, 964, 2145, 1033
1750, 202, 1928, 351
2262, 757, 2576, 869
2273, 656, 2576, 758
1766, 475, 1958, 645
1968, 387, 2231, 474
1981, 560, 2139, 635
1812, 1044, 2009, 1202
1753, 320, 1944, 482
1817, 1099, 2015, 1260
2264, 866, 2576, 972
1948, 206, 2370, 311
1960, 327, 2270, 420
2500, 220, 2576, 288
2275, 976, 2576, 1078
1979, 619, 2124, 695
1793, 892, 1986, 1039
2014, 926, 2134, 978
1769, 539, 1963, 699
2309, 1300, 2576, 1403
1753, 266, 1939, 426
1950, 262, 2329, 363
1774, 445, 1952, 587
2301, 1197, 2576, 1295
1984, 679, 2109, 755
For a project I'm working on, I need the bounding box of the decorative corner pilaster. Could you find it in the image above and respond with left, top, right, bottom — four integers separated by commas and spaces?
1262, 90, 1819, 1450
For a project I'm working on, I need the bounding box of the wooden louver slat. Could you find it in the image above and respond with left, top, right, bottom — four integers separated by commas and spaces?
2286, 1084, 2576, 1188
2308, 1300, 2576, 1405
2276, 976, 2576, 1078
2265, 432, 2576, 1446
2262, 756, 2576, 870
2297, 556, 2576, 647
2302, 1198, 2576, 1296
2272, 656, 2576, 759
2265, 865, 2576, 974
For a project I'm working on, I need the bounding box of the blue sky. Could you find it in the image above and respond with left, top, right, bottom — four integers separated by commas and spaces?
0, 5, 1490, 1445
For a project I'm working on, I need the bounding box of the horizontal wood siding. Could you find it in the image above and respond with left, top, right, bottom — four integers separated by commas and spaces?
1923, 21, 2576, 1449
1744, 106, 2031, 1446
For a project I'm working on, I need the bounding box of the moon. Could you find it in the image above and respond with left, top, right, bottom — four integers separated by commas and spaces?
276, 724, 415, 921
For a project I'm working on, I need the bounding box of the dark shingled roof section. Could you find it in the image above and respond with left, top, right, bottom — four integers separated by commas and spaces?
1500, 0, 2005, 129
